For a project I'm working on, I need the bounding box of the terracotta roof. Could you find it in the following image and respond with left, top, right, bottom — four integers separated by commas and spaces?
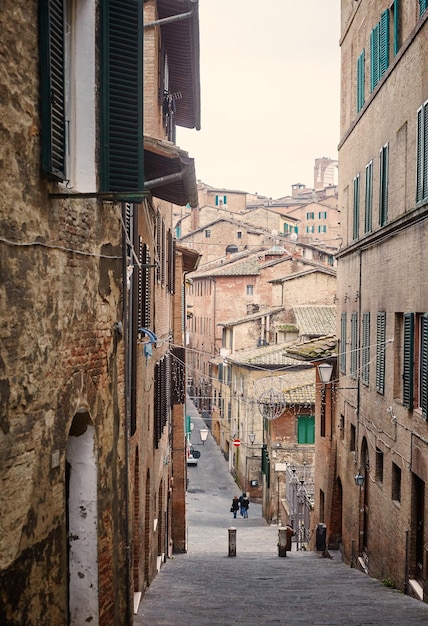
283, 383, 315, 405
218, 307, 284, 327
285, 334, 338, 361
227, 343, 312, 368
293, 305, 336, 336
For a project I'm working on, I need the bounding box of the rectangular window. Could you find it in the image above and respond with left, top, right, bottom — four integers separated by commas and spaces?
420, 314, 428, 418
350, 423, 356, 452
340, 313, 347, 374
357, 49, 365, 113
392, 462, 401, 502
306, 226, 315, 233
246, 285, 254, 295
364, 161, 373, 233
351, 312, 358, 379
318, 225, 327, 233
379, 144, 389, 226
204, 229, 211, 238
297, 415, 315, 444
362, 312, 370, 386
306, 212, 315, 220
370, 10, 389, 93
419, 0, 428, 17
353, 175, 360, 240
403, 313, 414, 409
318, 211, 327, 219
393, 0, 400, 56
376, 312, 386, 394
376, 448, 384, 483
215, 194, 227, 206
100, 0, 144, 193
416, 101, 428, 204
237, 231, 242, 239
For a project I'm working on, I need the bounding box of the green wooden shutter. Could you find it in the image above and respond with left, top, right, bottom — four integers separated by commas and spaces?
362, 312, 370, 386
370, 24, 380, 92
39, 0, 66, 180
379, 145, 389, 226
365, 161, 373, 233
340, 313, 347, 374
421, 314, 428, 418
351, 312, 358, 378
393, 0, 400, 56
376, 312, 386, 394
419, 0, 428, 16
403, 313, 414, 409
100, 0, 144, 192
379, 10, 390, 77
357, 50, 365, 113
353, 175, 360, 240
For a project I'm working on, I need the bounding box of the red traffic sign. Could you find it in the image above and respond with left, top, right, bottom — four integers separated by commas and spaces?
233, 438, 241, 447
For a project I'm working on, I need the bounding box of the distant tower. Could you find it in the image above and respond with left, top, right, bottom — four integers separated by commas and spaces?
314, 157, 338, 190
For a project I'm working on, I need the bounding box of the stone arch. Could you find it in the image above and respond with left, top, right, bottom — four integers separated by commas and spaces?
66, 410, 99, 625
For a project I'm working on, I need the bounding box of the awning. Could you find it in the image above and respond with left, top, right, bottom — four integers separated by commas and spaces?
144, 136, 198, 208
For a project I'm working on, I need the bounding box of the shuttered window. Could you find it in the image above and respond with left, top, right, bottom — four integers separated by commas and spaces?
364, 161, 373, 233
416, 101, 428, 204
357, 50, 365, 113
167, 229, 175, 295
419, 0, 428, 16
376, 312, 386, 394
298, 415, 315, 445
421, 314, 428, 418
351, 312, 358, 379
370, 10, 389, 93
100, 0, 144, 192
393, 0, 400, 56
353, 175, 360, 240
154, 355, 170, 448
138, 239, 152, 330
362, 313, 370, 386
340, 313, 347, 374
39, 0, 66, 180
403, 313, 414, 409
370, 23, 380, 92
379, 144, 389, 226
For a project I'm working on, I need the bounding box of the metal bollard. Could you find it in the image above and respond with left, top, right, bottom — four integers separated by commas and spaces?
278, 528, 287, 557
228, 527, 237, 557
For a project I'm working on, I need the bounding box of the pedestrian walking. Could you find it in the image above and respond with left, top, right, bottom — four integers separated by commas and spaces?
238, 492, 245, 516
240, 493, 249, 518
230, 495, 240, 518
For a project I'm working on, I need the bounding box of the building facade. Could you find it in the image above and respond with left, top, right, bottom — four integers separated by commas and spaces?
326, 0, 428, 601
0, 0, 200, 623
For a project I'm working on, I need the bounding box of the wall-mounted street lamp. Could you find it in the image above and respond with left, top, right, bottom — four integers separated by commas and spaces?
248, 432, 256, 445
354, 471, 364, 487
318, 363, 334, 384
199, 428, 209, 445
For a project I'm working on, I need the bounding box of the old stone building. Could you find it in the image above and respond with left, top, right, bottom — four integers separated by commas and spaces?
315, 0, 428, 602
0, 0, 200, 623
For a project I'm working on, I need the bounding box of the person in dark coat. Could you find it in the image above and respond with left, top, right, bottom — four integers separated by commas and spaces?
231, 495, 240, 518
240, 493, 249, 518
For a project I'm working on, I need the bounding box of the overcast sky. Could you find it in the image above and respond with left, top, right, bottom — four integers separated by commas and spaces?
177, 0, 340, 199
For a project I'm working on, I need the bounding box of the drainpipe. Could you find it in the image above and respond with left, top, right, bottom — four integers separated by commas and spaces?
122, 203, 132, 626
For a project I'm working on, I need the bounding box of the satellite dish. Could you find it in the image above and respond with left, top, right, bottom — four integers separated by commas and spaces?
290, 232, 298, 242
271, 229, 278, 237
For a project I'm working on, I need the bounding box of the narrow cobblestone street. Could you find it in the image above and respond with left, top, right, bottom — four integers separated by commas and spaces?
136, 401, 428, 625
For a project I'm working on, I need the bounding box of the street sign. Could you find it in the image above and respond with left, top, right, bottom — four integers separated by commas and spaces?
233, 438, 241, 447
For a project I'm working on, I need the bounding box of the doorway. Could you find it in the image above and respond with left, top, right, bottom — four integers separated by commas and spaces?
66, 411, 98, 625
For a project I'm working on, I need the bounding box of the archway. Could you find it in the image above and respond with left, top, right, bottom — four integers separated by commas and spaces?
66, 410, 98, 625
